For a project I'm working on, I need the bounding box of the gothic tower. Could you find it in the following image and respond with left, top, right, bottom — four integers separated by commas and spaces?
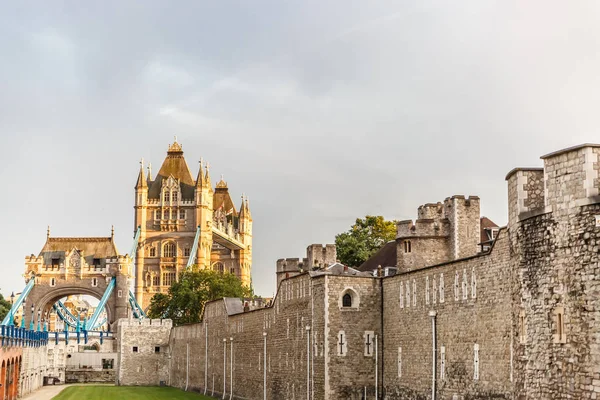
133, 140, 253, 309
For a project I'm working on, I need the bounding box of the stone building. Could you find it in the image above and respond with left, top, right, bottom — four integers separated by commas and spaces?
119, 143, 600, 400
133, 140, 253, 309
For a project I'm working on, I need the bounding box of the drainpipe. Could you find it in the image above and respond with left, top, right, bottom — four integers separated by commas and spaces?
306, 325, 311, 400
379, 271, 384, 399
185, 343, 190, 391
223, 338, 227, 399
263, 332, 267, 400
429, 310, 437, 400
205, 323, 208, 395
375, 335, 378, 399
229, 337, 233, 400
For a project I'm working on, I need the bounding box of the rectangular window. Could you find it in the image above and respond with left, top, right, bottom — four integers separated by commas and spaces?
152, 276, 159, 287
425, 276, 430, 305
52, 258, 60, 269
398, 347, 402, 378
439, 273, 444, 303
163, 209, 169, 220
118, 290, 123, 298
155, 209, 161, 220
149, 247, 156, 257
155, 347, 160, 353
404, 240, 412, 253
462, 269, 468, 300
440, 345, 446, 380
172, 191, 178, 203
230, 267, 235, 274
412, 279, 416, 306
471, 267, 477, 298
50, 278, 56, 287
554, 307, 566, 344
91, 278, 98, 287
432, 275, 437, 304
399, 282, 404, 308
179, 209, 186, 220
519, 310, 526, 344
93, 258, 101, 268
405, 281, 410, 308
133, 346, 138, 353
184, 247, 190, 257
162, 272, 176, 286
454, 271, 459, 301
474, 344, 479, 380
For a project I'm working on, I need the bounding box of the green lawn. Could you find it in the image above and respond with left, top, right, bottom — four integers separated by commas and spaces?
52, 386, 216, 400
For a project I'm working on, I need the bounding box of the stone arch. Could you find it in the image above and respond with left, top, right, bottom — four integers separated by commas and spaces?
212, 261, 224, 273
31, 285, 114, 329
162, 241, 176, 257
339, 287, 360, 309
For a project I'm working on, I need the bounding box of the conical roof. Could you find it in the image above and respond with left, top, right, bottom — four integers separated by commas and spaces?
148, 141, 195, 199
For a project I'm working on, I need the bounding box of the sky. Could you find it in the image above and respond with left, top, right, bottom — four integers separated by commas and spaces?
1, 1, 600, 298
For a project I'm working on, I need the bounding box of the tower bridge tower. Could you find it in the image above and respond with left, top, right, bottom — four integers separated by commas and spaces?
133, 140, 253, 309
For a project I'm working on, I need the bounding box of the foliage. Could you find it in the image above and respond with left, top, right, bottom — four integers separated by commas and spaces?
0, 292, 12, 323
53, 385, 213, 400
334, 215, 397, 268
147, 268, 252, 326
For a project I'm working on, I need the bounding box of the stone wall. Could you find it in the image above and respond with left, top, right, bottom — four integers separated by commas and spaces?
116, 318, 172, 386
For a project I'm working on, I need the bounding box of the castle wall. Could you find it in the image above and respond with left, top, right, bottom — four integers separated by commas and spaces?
383, 230, 513, 399
116, 319, 172, 386
396, 237, 450, 274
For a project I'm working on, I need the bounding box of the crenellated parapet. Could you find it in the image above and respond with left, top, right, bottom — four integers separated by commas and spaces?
397, 218, 450, 239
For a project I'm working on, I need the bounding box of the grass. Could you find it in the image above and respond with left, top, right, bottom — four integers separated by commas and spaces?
52, 385, 216, 400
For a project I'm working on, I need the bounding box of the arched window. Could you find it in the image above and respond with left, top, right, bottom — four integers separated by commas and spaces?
342, 293, 352, 307
163, 242, 176, 258
213, 262, 224, 274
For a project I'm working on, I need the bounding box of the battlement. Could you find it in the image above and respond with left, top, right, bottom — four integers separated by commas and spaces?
276, 258, 305, 273
118, 318, 173, 328
417, 202, 444, 220
506, 144, 600, 226
397, 218, 450, 238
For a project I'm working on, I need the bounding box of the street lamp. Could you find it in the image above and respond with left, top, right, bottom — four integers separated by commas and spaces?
29, 303, 35, 331
36, 310, 41, 332
20, 299, 26, 328
10, 292, 14, 305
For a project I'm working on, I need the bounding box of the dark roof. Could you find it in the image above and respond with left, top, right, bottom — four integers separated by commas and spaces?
213, 187, 238, 217
40, 237, 119, 265
357, 240, 397, 272
148, 143, 196, 199
480, 217, 499, 243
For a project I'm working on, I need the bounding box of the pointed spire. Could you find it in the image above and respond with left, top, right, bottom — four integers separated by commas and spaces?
239, 193, 247, 218
147, 162, 153, 182
216, 173, 227, 189
245, 196, 252, 219
135, 158, 147, 189
205, 161, 212, 190
196, 158, 206, 188
111, 225, 115, 240
47, 225, 50, 239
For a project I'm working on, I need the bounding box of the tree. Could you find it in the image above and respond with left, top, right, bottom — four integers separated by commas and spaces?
335, 215, 397, 268
0, 292, 13, 323
147, 268, 252, 326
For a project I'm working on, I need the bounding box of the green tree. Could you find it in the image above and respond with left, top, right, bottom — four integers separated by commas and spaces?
335, 215, 397, 268
0, 292, 13, 322
147, 268, 252, 326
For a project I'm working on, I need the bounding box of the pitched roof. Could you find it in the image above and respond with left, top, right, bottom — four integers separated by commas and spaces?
213, 187, 238, 217
40, 237, 119, 266
480, 217, 499, 243
357, 240, 397, 272
148, 142, 196, 199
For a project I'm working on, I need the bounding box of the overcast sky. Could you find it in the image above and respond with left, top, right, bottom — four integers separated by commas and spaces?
1, 1, 599, 298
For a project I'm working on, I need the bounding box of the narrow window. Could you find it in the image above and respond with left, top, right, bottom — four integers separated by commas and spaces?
155, 347, 160, 354
163, 209, 169, 220
133, 346, 138, 353
474, 344, 479, 380
440, 345, 446, 380
179, 209, 186, 220
398, 347, 402, 378
155, 210, 161, 220
287, 319, 290, 338
363, 331, 374, 357
152, 275, 159, 287
163, 242, 176, 258
399, 282, 404, 308
519, 310, 526, 344
554, 307, 566, 344
337, 331, 347, 356
52, 258, 60, 270
412, 279, 416, 306
454, 271, 459, 301
471, 267, 477, 299
462, 269, 468, 300
50, 278, 56, 287
432, 275, 437, 304
342, 293, 352, 308
425, 276, 430, 305
405, 281, 410, 308
171, 191, 178, 203
229, 267, 235, 275
214, 262, 224, 273
184, 247, 190, 257
91, 278, 98, 287
439, 273, 444, 303
404, 240, 412, 253
117, 290, 123, 297
164, 191, 170, 203
93, 258, 101, 269
149, 247, 156, 257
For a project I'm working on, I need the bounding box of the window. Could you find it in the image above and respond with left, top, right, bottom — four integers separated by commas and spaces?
163, 242, 176, 258
214, 262, 224, 273
432, 275, 437, 304
474, 344, 479, 380
171, 191, 178, 203
152, 275, 159, 287
364, 331, 374, 357
102, 359, 114, 370
342, 293, 352, 307
179, 209, 186, 220
554, 307, 566, 344
118, 290, 123, 297
93, 258, 101, 269
425, 276, 430, 305
399, 282, 404, 308
149, 247, 156, 257
412, 279, 416, 306
91, 278, 98, 287
163, 209, 169, 220
398, 347, 402, 378
52, 258, 60, 270
405, 281, 410, 308
163, 191, 170, 203
440, 345, 446, 380
50, 278, 56, 287
163, 272, 176, 286
454, 271, 459, 301
133, 346, 138, 353
471, 267, 477, 298
439, 273, 444, 303
462, 269, 468, 300
184, 247, 190, 257
155, 209, 161, 220
337, 331, 347, 356
155, 347, 160, 354
519, 310, 526, 344
404, 240, 412, 253
230, 267, 235, 274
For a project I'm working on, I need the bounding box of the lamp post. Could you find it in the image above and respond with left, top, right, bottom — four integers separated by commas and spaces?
20, 300, 26, 328
29, 304, 35, 331
36, 310, 41, 332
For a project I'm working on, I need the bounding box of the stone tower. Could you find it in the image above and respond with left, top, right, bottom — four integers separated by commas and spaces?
133, 140, 253, 309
